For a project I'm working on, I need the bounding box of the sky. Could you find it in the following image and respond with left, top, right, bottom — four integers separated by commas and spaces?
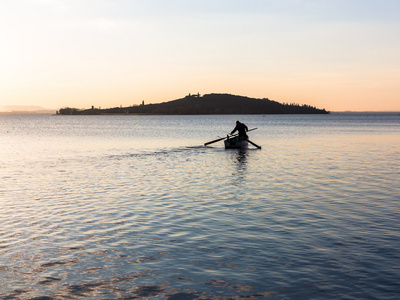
1, 0, 399, 112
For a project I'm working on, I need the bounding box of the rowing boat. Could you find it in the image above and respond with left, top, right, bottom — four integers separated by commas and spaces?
204, 127, 261, 149
224, 136, 248, 149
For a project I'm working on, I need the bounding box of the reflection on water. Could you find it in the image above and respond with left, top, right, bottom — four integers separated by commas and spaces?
229, 149, 248, 184
235, 149, 248, 166
1, 114, 399, 299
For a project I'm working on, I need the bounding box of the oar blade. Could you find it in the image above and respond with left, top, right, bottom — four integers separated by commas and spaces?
248, 139, 262, 149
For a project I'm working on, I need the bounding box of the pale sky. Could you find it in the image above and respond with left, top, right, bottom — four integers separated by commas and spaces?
1, 0, 399, 112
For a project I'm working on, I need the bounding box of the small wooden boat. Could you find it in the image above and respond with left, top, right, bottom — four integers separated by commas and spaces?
224, 136, 248, 149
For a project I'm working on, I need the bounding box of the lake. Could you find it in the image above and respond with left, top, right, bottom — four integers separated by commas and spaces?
1, 114, 399, 299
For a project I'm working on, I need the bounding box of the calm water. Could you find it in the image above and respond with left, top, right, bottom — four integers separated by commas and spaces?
1, 114, 399, 299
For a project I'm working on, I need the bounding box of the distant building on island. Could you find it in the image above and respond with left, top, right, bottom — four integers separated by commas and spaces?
187, 93, 201, 98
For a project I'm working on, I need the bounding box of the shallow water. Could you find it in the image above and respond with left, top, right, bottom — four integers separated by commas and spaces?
1, 114, 399, 299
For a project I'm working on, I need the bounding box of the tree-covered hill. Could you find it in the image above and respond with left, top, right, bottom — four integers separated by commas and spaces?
58, 93, 329, 115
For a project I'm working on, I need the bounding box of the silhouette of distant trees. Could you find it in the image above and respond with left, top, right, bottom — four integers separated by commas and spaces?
58, 94, 329, 115
58, 107, 81, 115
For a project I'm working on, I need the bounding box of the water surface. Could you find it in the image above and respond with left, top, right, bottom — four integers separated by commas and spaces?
1, 114, 399, 299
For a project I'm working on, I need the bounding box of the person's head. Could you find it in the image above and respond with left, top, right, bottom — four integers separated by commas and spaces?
236, 120, 240, 124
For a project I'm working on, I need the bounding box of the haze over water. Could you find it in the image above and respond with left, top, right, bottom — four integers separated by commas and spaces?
1, 114, 399, 299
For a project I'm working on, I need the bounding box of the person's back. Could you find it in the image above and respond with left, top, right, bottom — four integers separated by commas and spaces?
231, 121, 248, 139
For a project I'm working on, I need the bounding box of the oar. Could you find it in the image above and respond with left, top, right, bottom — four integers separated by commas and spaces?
204, 136, 226, 146
247, 139, 262, 149
204, 128, 258, 146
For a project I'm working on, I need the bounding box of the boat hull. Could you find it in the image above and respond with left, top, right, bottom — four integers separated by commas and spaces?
224, 137, 248, 149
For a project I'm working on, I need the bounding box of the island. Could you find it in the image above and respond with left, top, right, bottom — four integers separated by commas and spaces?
57, 93, 329, 115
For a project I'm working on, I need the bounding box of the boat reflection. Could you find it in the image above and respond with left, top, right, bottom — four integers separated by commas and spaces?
236, 149, 247, 166
229, 149, 248, 183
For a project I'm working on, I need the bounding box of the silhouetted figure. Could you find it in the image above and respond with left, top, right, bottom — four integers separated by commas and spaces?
231, 120, 248, 140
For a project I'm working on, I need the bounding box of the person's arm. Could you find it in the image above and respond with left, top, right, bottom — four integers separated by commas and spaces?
231, 126, 237, 135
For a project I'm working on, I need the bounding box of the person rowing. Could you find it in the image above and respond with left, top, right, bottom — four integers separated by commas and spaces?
231, 120, 248, 140
203, 124, 260, 149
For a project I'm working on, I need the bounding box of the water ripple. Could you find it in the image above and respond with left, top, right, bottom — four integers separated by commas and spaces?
1, 115, 399, 299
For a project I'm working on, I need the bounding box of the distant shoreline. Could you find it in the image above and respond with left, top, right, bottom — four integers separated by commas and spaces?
0, 111, 56, 115
330, 111, 400, 115
56, 93, 330, 115
2, 111, 399, 116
